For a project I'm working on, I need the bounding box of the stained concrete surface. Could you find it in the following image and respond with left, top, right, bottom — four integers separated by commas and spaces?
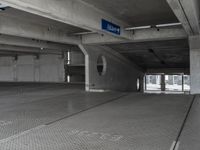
0, 83, 194, 150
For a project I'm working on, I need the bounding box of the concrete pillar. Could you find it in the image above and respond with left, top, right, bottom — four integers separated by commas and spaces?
189, 35, 200, 94
182, 74, 184, 92
138, 75, 144, 93
161, 74, 165, 92
144, 75, 147, 91
13, 59, 17, 81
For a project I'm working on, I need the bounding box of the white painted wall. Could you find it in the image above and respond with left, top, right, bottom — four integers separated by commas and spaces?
0, 55, 65, 83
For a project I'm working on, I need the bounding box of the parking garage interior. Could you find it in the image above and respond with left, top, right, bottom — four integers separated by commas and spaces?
0, 0, 199, 150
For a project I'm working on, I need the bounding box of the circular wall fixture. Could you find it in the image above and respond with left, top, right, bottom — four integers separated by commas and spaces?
97, 55, 107, 76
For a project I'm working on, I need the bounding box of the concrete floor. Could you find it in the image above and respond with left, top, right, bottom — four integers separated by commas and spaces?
178, 95, 200, 150
0, 83, 198, 150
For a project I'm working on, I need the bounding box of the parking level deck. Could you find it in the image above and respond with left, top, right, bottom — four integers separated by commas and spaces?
0, 83, 195, 150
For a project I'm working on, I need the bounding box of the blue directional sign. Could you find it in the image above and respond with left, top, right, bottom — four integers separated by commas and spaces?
101, 19, 121, 35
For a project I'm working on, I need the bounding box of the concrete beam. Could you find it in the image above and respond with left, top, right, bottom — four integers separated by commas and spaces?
189, 35, 200, 94
0, 51, 42, 57
0, 44, 62, 55
82, 27, 187, 44
147, 68, 189, 74
0, 34, 74, 51
0, 0, 133, 40
167, 0, 200, 35
0, 15, 80, 45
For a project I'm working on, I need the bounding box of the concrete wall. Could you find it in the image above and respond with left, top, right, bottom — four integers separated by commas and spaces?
39, 55, 64, 82
79, 45, 144, 92
0, 55, 64, 83
0, 57, 14, 81
17, 56, 35, 82
189, 35, 200, 94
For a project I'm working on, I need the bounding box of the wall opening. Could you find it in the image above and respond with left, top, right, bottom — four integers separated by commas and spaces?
97, 55, 107, 76
145, 74, 161, 91
165, 74, 182, 92
183, 75, 190, 92
144, 73, 190, 93
137, 78, 140, 91
67, 51, 71, 65
64, 50, 85, 84
67, 75, 71, 83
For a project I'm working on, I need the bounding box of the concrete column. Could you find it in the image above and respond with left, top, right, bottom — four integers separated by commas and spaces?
13, 59, 17, 81
182, 74, 184, 92
138, 75, 144, 93
189, 35, 200, 94
144, 75, 147, 91
161, 74, 165, 92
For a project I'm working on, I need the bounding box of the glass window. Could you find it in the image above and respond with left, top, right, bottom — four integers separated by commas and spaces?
184, 75, 190, 91
146, 75, 161, 91
165, 75, 182, 91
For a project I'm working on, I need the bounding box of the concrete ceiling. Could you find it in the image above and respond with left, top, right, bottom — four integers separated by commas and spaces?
81, 0, 178, 26
0, 7, 89, 34
108, 39, 189, 69
0, 1, 191, 71
0, 7, 84, 56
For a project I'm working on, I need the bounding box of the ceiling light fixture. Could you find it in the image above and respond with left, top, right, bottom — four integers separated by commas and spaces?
73, 31, 97, 35
126, 22, 181, 31
126, 26, 151, 31
156, 22, 182, 28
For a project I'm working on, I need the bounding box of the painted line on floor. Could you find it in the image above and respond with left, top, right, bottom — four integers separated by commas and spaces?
170, 141, 180, 150
174, 141, 180, 150
171, 95, 196, 150
170, 141, 176, 150
46, 93, 129, 125
0, 125, 46, 144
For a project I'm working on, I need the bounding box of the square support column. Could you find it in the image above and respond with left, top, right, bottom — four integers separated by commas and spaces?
182, 74, 184, 92
144, 75, 147, 91
161, 74, 166, 92
189, 35, 200, 94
